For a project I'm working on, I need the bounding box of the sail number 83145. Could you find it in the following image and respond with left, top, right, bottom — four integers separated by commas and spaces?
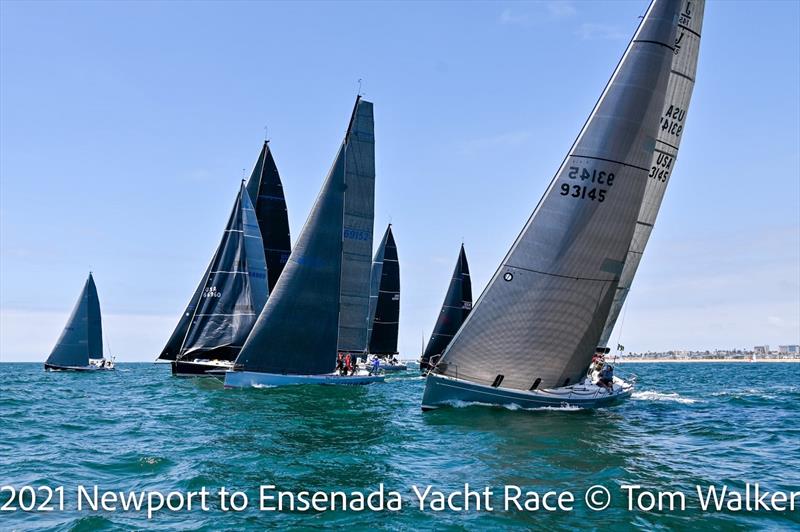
560, 166, 614, 202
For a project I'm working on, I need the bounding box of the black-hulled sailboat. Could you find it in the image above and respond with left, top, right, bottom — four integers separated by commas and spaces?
171, 182, 267, 376
224, 97, 384, 388
156, 140, 291, 374
45, 273, 115, 371
364, 224, 405, 372
419, 244, 472, 375
423, 0, 695, 410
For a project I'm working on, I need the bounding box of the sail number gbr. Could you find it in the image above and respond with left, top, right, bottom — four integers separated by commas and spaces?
560, 166, 614, 203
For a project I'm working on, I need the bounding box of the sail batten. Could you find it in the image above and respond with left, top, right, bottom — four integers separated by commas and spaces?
432, 0, 682, 391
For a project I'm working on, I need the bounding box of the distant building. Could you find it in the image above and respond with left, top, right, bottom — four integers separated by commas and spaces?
753, 345, 769, 355
778, 345, 800, 355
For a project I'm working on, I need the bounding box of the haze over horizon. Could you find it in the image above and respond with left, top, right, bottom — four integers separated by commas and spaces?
2, 0, 798, 362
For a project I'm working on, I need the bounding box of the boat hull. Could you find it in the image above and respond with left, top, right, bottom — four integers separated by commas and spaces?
44, 363, 114, 372
171, 359, 233, 377
224, 370, 385, 388
421, 373, 632, 411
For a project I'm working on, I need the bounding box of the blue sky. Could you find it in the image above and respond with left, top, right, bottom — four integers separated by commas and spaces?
1, 0, 798, 361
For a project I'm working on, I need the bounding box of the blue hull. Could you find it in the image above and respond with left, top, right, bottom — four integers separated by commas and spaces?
224, 370, 385, 388
421, 373, 632, 411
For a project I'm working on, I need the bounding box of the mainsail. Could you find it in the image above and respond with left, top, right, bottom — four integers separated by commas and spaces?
177, 182, 267, 361
337, 97, 376, 354
157, 142, 291, 361
420, 244, 472, 370
45, 273, 103, 367
366, 224, 400, 355
432, 0, 680, 391
245, 140, 292, 294
234, 101, 371, 375
599, 0, 704, 346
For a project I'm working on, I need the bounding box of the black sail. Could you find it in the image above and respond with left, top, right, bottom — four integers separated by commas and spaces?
178, 183, 268, 362
420, 245, 472, 372
366, 224, 400, 355
245, 141, 292, 293
45, 273, 103, 367
156, 266, 207, 361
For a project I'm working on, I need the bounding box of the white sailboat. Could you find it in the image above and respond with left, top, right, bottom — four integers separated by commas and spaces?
422, 0, 703, 411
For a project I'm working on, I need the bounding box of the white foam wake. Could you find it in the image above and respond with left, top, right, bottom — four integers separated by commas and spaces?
632, 391, 699, 404
445, 400, 582, 412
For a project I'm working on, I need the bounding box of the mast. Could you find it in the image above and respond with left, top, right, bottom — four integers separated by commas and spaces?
337, 97, 376, 355
177, 183, 267, 362
433, 0, 681, 391
599, 0, 705, 346
421, 245, 472, 370
366, 224, 400, 355
46, 273, 103, 367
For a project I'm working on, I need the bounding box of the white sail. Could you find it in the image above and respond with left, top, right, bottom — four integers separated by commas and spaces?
600, 0, 705, 346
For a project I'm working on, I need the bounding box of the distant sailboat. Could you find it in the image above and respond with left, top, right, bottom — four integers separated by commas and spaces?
599, 0, 704, 347
419, 244, 472, 375
44, 273, 115, 371
422, 0, 685, 410
364, 224, 406, 372
171, 182, 268, 376
225, 98, 384, 388
156, 141, 291, 368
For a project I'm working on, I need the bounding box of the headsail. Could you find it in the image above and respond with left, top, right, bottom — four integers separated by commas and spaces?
178, 183, 268, 362
421, 244, 472, 371
45, 273, 103, 367
433, 0, 681, 391
599, 0, 704, 346
337, 98, 376, 354
234, 104, 370, 375
366, 224, 400, 355
245, 141, 292, 294
156, 266, 207, 361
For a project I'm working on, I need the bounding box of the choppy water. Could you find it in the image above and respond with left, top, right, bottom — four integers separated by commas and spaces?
1, 362, 798, 530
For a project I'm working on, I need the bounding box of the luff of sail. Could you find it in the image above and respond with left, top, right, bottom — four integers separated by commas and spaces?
233, 125, 350, 376
337, 97, 376, 355
178, 183, 268, 361
420, 244, 472, 372
45, 273, 103, 367
432, 0, 681, 391
599, 0, 704, 346
245, 141, 292, 294
156, 265, 207, 361
366, 224, 400, 355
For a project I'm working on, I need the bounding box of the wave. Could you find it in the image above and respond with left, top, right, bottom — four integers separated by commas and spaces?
632, 390, 699, 404
445, 400, 582, 412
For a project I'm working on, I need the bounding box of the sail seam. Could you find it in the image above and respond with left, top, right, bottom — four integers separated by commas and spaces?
505, 264, 617, 283
569, 154, 649, 173
632, 39, 675, 51
656, 138, 679, 150
670, 69, 695, 83
677, 24, 701, 38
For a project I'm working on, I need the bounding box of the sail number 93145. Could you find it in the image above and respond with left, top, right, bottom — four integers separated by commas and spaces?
560, 166, 614, 202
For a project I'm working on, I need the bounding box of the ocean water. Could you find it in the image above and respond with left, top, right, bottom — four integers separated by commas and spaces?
1, 362, 798, 531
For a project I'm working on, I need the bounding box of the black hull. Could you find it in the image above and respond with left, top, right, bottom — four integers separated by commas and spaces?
171, 360, 231, 378
44, 363, 112, 372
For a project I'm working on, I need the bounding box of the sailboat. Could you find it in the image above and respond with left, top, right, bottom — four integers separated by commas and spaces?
419, 244, 472, 375
156, 140, 291, 374
171, 182, 268, 376
599, 0, 704, 348
44, 273, 115, 371
363, 224, 406, 372
224, 97, 384, 388
422, 0, 691, 411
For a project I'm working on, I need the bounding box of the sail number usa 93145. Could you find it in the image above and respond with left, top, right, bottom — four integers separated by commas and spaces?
560, 166, 614, 203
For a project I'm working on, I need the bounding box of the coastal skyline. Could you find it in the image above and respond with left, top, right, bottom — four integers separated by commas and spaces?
2, 0, 799, 362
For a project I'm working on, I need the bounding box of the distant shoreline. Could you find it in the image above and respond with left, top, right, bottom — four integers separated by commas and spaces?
617, 358, 799, 364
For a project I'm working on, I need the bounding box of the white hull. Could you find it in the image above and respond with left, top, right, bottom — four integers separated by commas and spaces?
421, 373, 633, 411
224, 370, 385, 388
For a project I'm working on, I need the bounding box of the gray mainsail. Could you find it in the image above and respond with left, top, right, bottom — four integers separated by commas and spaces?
234, 110, 357, 375
599, 0, 704, 346
337, 97, 375, 354
178, 183, 267, 361
45, 273, 103, 367
420, 245, 472, 371
245, 141, 292, 294
432, 0, 680, 391
366, 224, 400, 355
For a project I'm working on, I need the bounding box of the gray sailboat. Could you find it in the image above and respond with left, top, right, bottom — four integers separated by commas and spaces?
171, 182, 268, 376
422, 0, 689, 411
224, 98, 384, 388
599, 0, 704, 347
44, 273, 115, 371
